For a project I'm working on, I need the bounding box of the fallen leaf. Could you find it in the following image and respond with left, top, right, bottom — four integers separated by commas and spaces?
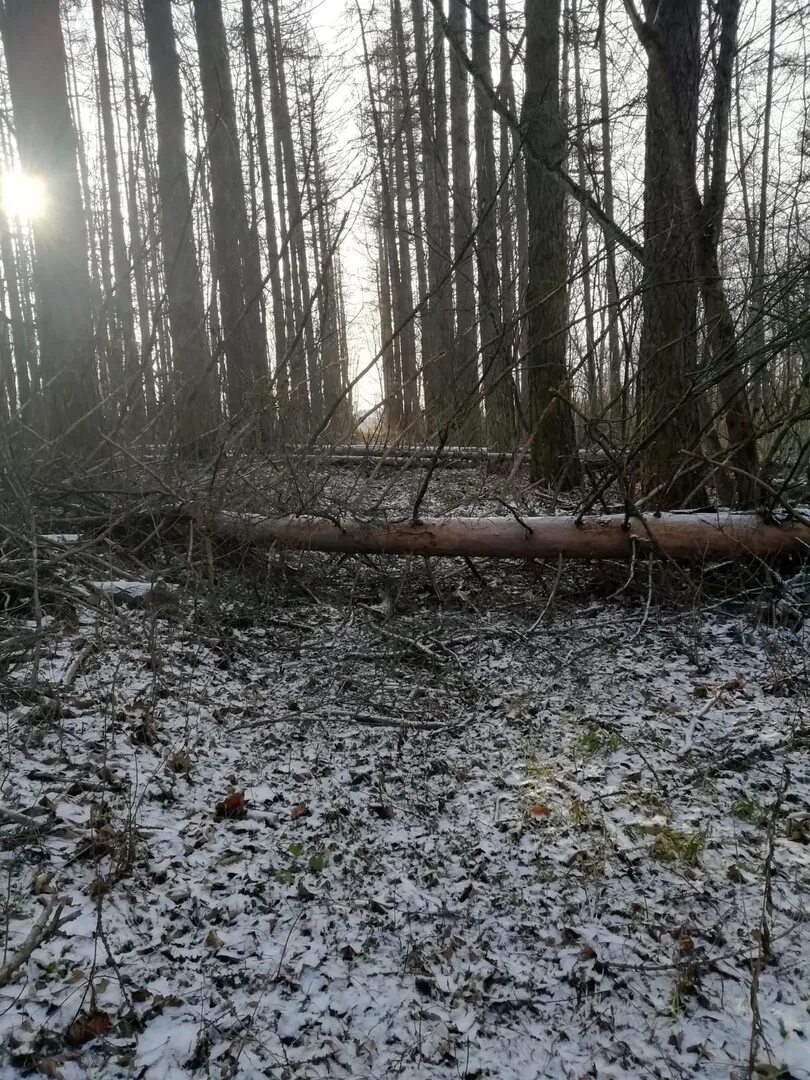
88, 878, 107, 899
166, 751, 192, 774
205, 929, 223, 949
66, 1011, 110, 1046
216, 791, 246, 820
297, 880, 317, 900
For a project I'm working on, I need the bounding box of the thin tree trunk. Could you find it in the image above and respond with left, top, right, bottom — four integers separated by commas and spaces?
268, 0, 320, 423
142, 0, 217, 455
448, 0, 481, 443
571, 0, 597, 414
597, 0, 622, 423
472, 0, 513, 449
243, 0, 287, 413
92, 0, 142, 424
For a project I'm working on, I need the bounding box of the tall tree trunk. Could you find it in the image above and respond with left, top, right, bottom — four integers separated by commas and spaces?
0, 0, 99, 449
143, 0, 216, 455
92, 0, 142, 425
243, 0, 287, 413
635, 0, 705, 505
193, 0, 267, 429
389, 21, 420, 432
376, 200, 403, 431
472, 0, 513, 449
448, 0, 481, 443
268, 0, 320, 423
122, 0, 157, 420
523, 0, 579, 486
628, 0, 755, 504
359, 13, 418, 432
571, 0, 597, 415
497, 0, 528, 414
0, 207, 34, 413
392, 0, 429, 377
417, 0, 455, 431
597, 0, 622, 423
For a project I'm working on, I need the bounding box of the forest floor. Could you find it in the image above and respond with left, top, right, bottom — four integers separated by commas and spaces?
1, 466, 809, 1079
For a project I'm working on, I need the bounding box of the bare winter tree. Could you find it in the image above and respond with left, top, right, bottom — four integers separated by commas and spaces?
143, 0, 217, 454
523, 0, 579, 486
0, 0, 99, 449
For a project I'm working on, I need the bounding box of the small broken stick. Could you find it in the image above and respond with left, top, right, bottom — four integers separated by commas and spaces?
0, 902, 70, 986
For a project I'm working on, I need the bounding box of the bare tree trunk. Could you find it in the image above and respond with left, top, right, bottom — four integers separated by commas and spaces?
268, 0, 320, 423
389, 31, 421, 434
143, 0, 217, 455
261, 0, 297, 409
359, 13, 419, 432
749, 0, 776, 424
416, 0, 455, 430
523, 0, 579, 486
376, 201, 403, 431
122, 0, 157, 419
203, 508, 810, 562
627, 0, 756, 504
0, 0, 99, 449
496, 0, 528, 414
392, 0, 429, 384
193, 0, 267, 430
0, 205, 34, 414
634, 0, 705, 505
472, 0, 513, 449
597, 0, 622, 423
92, 0, 142, 425
571, 0, 597, 415
448, 0, 481, 443
243, 0, 286, 412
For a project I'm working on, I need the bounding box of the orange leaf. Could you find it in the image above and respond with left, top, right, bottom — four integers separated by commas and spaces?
529, 804, 550, 817
217, 791, 246, 819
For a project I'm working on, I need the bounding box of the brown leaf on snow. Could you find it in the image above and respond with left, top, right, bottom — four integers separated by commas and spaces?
205, 929, 223, 950
65, 1011, 110, 1046
36, 1059, 65, 1079
216, 791, 246, 820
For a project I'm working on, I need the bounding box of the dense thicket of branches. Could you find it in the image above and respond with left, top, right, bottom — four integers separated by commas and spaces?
0, 0, 807, 508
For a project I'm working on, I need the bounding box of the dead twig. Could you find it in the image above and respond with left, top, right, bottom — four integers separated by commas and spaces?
0, 902, 68, 986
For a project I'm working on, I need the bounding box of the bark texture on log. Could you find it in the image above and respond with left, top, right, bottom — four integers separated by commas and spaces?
201, 511, 810, 561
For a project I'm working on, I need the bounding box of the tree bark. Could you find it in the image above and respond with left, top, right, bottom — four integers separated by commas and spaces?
448, 0, 481, 443
0, 0, 99, 449
92, 0, 142, 424
472, 0, 514, 449
201, 508, 810, 561
143, 0, 217, 455
243, 0, 286, 412
193, 0, 267, 427
523, 0, 579, 486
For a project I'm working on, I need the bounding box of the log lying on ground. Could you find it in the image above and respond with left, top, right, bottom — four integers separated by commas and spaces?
201, 510, 810, 561
272, 445, 514, 469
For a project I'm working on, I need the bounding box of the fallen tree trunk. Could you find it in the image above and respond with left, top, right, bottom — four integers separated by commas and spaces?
201, 510, 810, 561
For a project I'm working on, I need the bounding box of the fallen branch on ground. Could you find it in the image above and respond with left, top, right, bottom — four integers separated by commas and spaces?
197, 509, 810, 561
0, 903, 68, 987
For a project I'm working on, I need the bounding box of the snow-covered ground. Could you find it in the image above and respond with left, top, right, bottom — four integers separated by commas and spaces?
1, 507, 808, 1078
